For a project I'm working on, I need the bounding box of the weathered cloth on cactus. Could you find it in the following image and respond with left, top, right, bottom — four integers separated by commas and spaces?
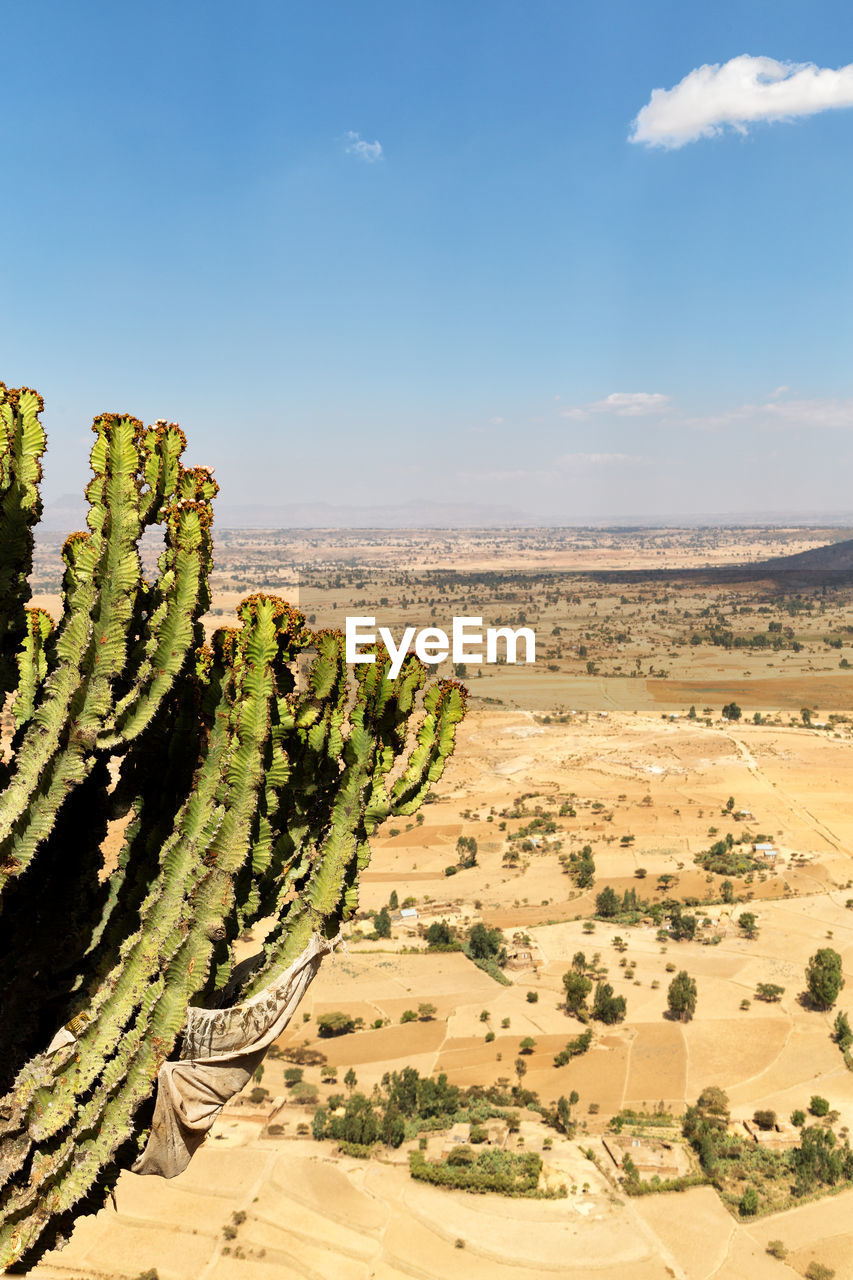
133, 935, 334, 1178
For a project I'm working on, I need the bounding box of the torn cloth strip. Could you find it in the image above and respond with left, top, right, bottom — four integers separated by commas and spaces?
133, 935, 333, 1178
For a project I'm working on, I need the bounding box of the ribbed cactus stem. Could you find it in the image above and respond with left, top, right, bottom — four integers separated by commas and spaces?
0, 384, 466, 1269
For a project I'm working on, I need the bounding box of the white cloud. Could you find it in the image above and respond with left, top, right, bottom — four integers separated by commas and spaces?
488, 416, 505, 425
681, 395, 853, 432
588, 392, 670, 416
630, 55, 853, 149
760, 397, 853, 429
344, 131, 383, 162
560, 391, 670, 419
556, 452, 648, 469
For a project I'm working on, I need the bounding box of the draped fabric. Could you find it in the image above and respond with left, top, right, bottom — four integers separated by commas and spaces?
131, 936, 333, 1178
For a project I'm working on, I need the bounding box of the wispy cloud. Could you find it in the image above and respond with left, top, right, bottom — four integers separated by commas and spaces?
630, 55, 853, 149
556, 452, 649, 469
760, 397, 853, 429
681, 395, 853, 432
560, 391, 670, 420
344, 131, 383, 162
488, 416, 505, 425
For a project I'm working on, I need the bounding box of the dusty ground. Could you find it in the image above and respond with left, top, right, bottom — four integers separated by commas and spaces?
22, 526, 853, 1280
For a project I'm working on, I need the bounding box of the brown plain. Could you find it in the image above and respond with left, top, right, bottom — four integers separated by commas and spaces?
25, 525, 853, 1280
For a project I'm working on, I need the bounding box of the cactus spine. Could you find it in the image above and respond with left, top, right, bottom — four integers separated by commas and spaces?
0, 386, 466, 1269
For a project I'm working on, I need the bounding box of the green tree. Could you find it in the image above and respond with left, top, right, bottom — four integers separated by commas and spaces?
834, 1009, 853, 1051
388, 889, 399, 910
720, 879, 734, 904
519, 1036, 536, 1054
755, 983, 785, 1003
426, 919, 455, 949
317, 1011, 357, 1038
566, 844, 595, 888
595, 886, 621, 918
562, 969, 593, 1016
738, 911, 757, 939
381, 1105, 406, 1148
722, 702, 742, 721
468, 922, 504, 961
806, 948, 845, 1010
667, 970, 698, 1021
374, 906, 392, 938
791, 1126, 850, 1196
669, 908, 697, 942
344, 1068, 358, 1093
592, 981, 626, 1024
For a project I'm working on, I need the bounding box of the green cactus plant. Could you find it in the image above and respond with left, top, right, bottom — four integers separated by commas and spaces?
0, 383, 466, 1268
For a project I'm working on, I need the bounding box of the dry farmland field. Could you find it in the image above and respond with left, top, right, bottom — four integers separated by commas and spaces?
24, 524, 853, 1280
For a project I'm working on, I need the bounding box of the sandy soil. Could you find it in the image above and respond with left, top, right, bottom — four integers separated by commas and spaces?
20, 526, 853, 1280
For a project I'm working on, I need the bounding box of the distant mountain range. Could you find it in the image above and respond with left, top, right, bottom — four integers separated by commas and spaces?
37, 496, 528, 531
36, 494, 853, 545
212, 500, 528, 529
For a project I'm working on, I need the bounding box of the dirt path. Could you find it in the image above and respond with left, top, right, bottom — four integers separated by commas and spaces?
725, 729, 843, 855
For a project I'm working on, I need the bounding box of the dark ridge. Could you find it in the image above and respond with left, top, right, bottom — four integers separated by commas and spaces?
585, 537, 853, 587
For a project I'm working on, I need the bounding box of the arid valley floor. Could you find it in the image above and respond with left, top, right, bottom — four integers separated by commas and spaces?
22, 526, 853, 1280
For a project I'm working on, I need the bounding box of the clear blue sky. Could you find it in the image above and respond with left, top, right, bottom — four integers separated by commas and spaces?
4, 1, 853, 521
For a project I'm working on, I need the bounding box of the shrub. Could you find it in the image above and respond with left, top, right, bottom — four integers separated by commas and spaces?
809, 1096, 830, 1117
739, 1185, 759, 1215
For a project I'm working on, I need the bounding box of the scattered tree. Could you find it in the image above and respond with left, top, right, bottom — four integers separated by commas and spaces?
374, 906, 392, 939
562, 969, 593, 1016
738, 911, 757, 939
806, 948, 845, 1010
592, 981, 626, 1024
667, 970, 697, 1022
594, 886, 621, 918
755, 983, 785, 1003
